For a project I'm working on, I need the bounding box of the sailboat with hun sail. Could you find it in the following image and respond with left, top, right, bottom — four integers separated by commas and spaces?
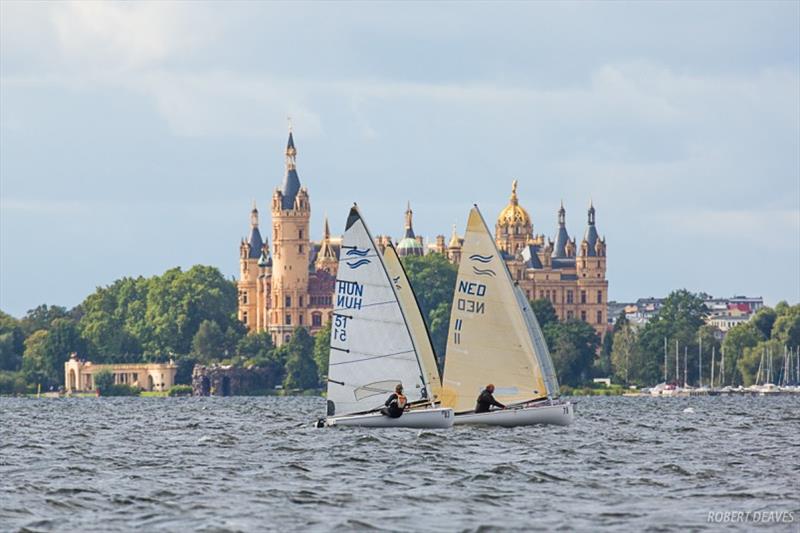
319, 206, 454, 428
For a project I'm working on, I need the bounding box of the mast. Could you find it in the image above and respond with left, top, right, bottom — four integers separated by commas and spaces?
683, 346, 688, 389
675, 340, 679, 385
720, 345, 725, 387
698, 333, 703, 388
756, 348, 764, 386
664, 337, 668, 383
710, 346, 715, 389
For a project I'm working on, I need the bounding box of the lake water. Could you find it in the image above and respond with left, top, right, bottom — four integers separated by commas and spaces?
1, 396, 798, 532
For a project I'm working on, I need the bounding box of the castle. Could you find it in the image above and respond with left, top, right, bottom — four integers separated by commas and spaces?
238, 132, 608, 345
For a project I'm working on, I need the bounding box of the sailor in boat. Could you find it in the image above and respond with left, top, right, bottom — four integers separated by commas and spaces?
381, 384, 408, 418
475, 384, 506, 413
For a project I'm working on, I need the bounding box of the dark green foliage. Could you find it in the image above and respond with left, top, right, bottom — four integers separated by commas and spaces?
313, 322, 331, 382
752, 307, 777, 340
0, 371, 28, 395
282, 328, 319, 390
191, 320, 226, 362
0, 311, 25, 371
93, 370, 114, 393
529, 299, 558, 329
400, 254, 458, 361
545, 319, 600, 387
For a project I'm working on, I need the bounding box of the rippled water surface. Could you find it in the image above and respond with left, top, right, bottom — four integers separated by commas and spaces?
1, 396, 798, 532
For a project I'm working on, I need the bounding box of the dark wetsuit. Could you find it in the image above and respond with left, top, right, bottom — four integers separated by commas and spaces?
475, 389, 505, 413
380, 393, 406, 418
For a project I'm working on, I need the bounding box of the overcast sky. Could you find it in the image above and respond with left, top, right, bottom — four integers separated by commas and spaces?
1, 1, 798, 317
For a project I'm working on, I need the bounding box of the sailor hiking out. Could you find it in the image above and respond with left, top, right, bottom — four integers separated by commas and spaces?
381, 384, 408, 418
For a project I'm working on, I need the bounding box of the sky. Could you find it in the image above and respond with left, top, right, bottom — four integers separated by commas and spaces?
1, 1, 799, 317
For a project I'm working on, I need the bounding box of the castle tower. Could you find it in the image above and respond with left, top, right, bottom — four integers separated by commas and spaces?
577, 201, 608, 332
238, 202, 267, 331
270, 131, 311, 346
552, 201, 571, 259
315, 216, 338, 274
447, 224, 463, 264
495, 180, 533, 256
397, 202, 425, 257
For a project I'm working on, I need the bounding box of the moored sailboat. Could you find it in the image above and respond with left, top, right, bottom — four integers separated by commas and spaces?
441, 206, 574, 427
320, 206, 454, 429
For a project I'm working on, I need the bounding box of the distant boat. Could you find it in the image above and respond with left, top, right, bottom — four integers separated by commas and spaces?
440, 206, 573, 427
319, 206, 453, 429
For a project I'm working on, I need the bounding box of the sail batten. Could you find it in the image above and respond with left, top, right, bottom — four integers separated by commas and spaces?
442, 206, 558, 412
326, 207, 430, 417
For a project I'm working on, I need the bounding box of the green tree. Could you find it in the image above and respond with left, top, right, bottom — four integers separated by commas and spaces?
237, 331, 276, 367
191, 320, 226, 362
529, 299, 558, 329
312, 322, 331, 383
751, 307, 777, 340
401, 254, 457, 361
545, 319, 600, 387
21, 330, 51, 388
283, 327, 318, 390
20, 305, 68, 336
94, 369, 114, 394
721, 322, 761, 386
0, 311, 25, 371
611, 324, 638, 384
771, 305, 800, 347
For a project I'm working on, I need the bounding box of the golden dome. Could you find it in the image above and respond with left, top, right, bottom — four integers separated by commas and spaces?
497, 180, 531, 226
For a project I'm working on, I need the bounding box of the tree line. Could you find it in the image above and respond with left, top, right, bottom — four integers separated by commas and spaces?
2, 258, 797, 395
605, 290, 800, 387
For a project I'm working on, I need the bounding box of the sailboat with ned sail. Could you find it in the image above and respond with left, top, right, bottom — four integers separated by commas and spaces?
319, 206, 454, 428
441, 206, 574, 427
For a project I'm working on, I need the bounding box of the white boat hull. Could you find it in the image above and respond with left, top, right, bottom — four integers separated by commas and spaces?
324, 407, 455, 428
454, 401, 574, 427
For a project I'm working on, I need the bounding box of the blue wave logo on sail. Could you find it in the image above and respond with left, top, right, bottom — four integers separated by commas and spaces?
346, 258, 371, 269
469, 254, 494, 264
472, 266, 496, 277
345, 247, 371, 257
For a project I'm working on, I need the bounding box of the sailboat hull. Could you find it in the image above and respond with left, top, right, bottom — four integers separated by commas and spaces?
324, 407, 455, 429
453, 401, 574, 427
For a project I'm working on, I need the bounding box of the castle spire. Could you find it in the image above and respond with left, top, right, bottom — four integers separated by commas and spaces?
323, 214, 331, 240
280, 128, 301, 210
404, 201, 415, 239
552, 201, 570, 258
245, 202, 264, 259
583, 200, 599, 256
510, 179, 519, 206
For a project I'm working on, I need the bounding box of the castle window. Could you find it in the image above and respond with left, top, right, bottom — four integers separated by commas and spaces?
581, 310, 587, 322
299, 229, 304, 239
566, 290, 574, 304
285, 296, 292, 307
597, 290, 603, 304
567, 310, 574, 320
284, 334, 291, 344
580, 291, 587, 304
242, 292, 248, 304
243, 311, 248, 324
299, 296, 304, 307
299, 314, 304, 325
312, 313, 322, 327
285, 314, 292, 326
298, 244, 304, 254
596, 261, 600, 268
596, 310, 603, 324
545, 290, 550, 301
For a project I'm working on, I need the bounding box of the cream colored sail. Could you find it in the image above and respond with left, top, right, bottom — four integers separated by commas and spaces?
441, 206, 550, 412
382, 243, 443, 401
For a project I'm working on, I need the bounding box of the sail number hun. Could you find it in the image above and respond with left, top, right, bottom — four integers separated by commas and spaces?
456, 280, 486, 315
333, 314, 349, 342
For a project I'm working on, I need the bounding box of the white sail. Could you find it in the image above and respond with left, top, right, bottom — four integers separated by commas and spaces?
441, 206, 551, 412
513, 284, 560, 397
382, 243, 443, 401
326, 207, 429, 417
